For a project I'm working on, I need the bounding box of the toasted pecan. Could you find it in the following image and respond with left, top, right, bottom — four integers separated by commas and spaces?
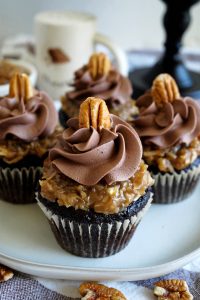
0, 266, 13, 283
154, 279, 193, 300
9, 73, 33, 101
79, 282, 127, 300
88, 53, 111, 80
152, 73, 180, 107
79, 97, 111, 131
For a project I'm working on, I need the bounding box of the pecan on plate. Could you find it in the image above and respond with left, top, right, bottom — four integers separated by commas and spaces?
79, 282, 127, 300
152, 73, 180, 107
88, 52, 111, 80
154, 279, 193, 300
79, 97, 111, 131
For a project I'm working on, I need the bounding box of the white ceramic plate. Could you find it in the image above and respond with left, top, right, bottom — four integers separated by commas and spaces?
0, 185, 200, 281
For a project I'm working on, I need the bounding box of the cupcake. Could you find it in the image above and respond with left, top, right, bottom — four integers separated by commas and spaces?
37, 96, 154, 258
133, 73, 200, 204
0, 73, 59, 204
59, 52, 138, 127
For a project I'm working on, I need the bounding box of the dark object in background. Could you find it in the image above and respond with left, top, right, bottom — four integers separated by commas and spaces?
58, 108, 69, 128
129, 0, 200, 99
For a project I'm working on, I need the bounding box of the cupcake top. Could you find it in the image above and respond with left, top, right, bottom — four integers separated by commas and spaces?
133, 74, 200, 172
51, 97, 141, 185
0, 73, 58, 142
61, 53, 134, 119
41, 97, 154, 214
0, 73, 59, 164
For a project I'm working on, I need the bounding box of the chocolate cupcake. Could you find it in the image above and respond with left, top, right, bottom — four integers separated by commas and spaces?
37, 97, 154, 258
0, 73, 59, 204
59, 52, 138, 127
133, 73, 200, 204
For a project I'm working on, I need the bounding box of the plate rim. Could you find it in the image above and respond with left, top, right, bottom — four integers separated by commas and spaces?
1, 245, 200, 280
1, 166, 200, 280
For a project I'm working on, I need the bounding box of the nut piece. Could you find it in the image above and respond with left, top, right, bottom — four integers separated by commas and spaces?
88, 53, 111, 80
154, 279, 193, 300
79, 97, 111, 131
9, 73, 33, 102
152, 73, 180, 107
0, 266, 14, 282
79, 282, 127, 300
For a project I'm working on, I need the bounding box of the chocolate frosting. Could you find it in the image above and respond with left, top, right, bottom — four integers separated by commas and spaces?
0, 91, 58, 142
66, 66, 133, 107
49, 115, 142, 186
134, 93, 200, 148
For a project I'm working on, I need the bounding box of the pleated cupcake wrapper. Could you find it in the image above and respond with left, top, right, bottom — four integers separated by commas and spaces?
36, 192, 153, 258
0, 166, 42, 204
153, 164, 200, 204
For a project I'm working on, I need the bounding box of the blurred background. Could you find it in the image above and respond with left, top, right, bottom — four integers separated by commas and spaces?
1, 0, 200, 51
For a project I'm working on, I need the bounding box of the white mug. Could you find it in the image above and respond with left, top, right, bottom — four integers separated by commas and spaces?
34, 11, 128, 99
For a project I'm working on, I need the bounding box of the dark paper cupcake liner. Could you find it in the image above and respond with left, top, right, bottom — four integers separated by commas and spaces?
0, 166, 42, 204
36, 190, 153, 258
152, 162, 200, 204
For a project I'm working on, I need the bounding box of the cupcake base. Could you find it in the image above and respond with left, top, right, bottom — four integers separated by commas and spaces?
152, 157, 200, 204
0, 156, 43, 204
36, 189, 153, 258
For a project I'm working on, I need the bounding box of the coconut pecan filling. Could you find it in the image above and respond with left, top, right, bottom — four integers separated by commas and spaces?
0, 126, 62, 164
143, 138, 200, 173
61, 96, 138, 121
40, 161, 154, 214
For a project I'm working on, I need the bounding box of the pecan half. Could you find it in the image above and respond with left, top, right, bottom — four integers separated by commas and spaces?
88, 53, 111, 80
79, 282, 127, 300
79, 97, 111, 131
0, 266, 14, 282
9, 73, 33, 102
154, 279, 193, 300
152, 73, 180, 107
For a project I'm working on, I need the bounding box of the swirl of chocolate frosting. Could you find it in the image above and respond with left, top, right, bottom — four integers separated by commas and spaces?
66, 66, 133, 107
0, 91, 58, 142
134, 93, 200, 148
49, 115, 142, 186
